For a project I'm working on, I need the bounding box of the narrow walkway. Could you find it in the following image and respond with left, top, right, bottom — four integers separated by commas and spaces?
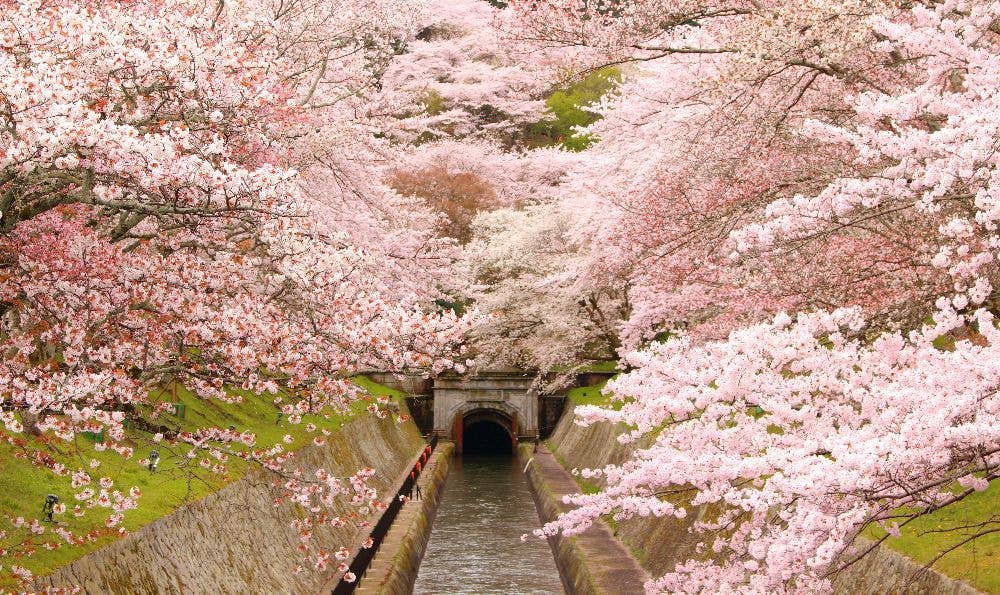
527, 444, 650, 595
354, 445, 449, 594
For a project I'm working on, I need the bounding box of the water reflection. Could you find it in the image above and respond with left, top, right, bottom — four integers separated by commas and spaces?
413, 454, 565, 595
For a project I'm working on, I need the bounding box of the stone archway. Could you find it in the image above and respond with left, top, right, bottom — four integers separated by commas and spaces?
449, 401, 519, 454
432, 369, 538, 449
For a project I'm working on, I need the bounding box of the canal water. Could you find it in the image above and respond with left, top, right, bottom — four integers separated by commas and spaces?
413, 454, 565, 594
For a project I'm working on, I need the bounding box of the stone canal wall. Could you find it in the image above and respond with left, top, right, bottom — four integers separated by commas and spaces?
542, 402, 982, 595
35, 413, 425, 594
520, 443, 650, 595
355, 442, 454, 595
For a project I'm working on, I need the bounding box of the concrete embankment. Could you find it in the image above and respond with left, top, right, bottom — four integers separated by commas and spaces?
35, 413, 425, 594
354, 442, 454, 595
520, 443, 650, 595
540, 401, 982, 595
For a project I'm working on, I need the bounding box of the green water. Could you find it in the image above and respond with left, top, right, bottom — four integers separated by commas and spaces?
412, 454, 565, 594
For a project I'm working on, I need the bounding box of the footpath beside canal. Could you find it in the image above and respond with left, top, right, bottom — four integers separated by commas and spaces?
520, 443, 650, 595
351, 443, 454, 595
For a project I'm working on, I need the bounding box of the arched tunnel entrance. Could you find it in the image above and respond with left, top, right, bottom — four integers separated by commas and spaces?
453, 408, 517, 454
464, 420, 511, 454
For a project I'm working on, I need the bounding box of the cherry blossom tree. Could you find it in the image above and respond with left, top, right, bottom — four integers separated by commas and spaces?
463, 200, 627, 377
554, 305, 999, 593
0, 0, 472, 586
501, 0, 921, 343
374, 0, 552, 145
373, 0, 576, 286
517, 1, 1000, 591
9, 0, 1000, 590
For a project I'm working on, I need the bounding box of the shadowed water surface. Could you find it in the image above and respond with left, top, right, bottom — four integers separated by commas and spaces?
413, 454, 565, 595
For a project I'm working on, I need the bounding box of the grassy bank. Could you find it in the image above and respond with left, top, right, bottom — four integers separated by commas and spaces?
864, 482, 998, 592
566, 382, 610, 407
0, 377, 402, 588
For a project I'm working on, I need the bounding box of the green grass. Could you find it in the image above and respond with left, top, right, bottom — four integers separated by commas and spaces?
549, 360, 619, 374
566, 380, 630, 412
864, 482, 999, 592
420, 89, 447, 116
525, 67, 622, 151
0, 376, 399, 588
566, 382, 611, 407
581, 360, 619, 373
350, 375, 405, 401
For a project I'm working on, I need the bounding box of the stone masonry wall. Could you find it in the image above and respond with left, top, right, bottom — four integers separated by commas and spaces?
35, 414, 424, 594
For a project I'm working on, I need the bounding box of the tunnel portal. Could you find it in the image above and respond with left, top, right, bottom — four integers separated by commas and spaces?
457, 409, 516, 454
433, 369, 538, 454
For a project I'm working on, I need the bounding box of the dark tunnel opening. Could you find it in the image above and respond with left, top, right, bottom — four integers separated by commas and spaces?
462, 419, 514, 454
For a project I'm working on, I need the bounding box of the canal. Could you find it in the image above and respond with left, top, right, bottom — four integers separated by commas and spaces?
412, 452, 565, 594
